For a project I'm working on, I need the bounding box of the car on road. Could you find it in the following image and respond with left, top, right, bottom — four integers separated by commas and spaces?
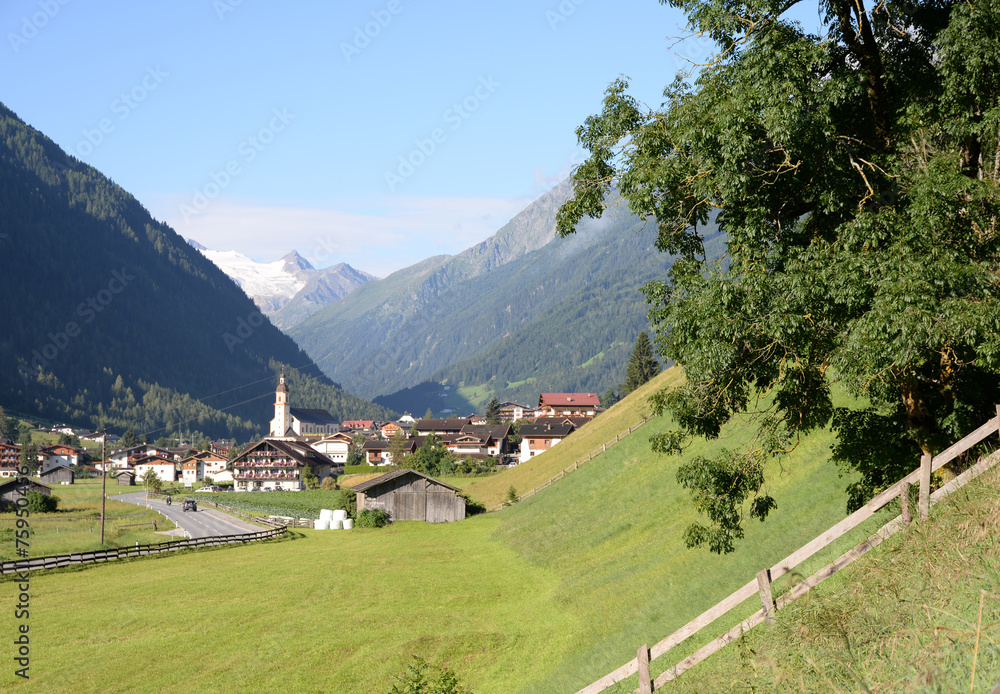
183, 499, 197, 512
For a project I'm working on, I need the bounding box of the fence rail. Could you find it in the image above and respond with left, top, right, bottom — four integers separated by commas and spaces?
488, 416, 653, 511
577, 405, 1000, 693
0, 526, 286, 576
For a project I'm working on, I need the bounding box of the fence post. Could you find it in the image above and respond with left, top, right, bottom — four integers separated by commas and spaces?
900, 482, 911, 524
757, 568, 775, 625
637, 643, 652, 694
918, 453, 932, 520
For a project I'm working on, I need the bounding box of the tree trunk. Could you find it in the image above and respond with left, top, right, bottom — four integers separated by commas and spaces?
900, 379, 936, 456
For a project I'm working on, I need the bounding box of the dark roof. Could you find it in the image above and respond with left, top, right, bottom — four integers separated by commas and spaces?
40, 464, 74, 476
415, 418, 470, 432
351, 469, 462, 494
461, 424, 511, 440
290, 408, 338, 426
0, 478, 51, 492
237, 438, 333, 468
519, 423, 575, 438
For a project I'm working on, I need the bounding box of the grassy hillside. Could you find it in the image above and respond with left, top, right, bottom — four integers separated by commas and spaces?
463, 367, 686, 509
659, 464, 1000, 693
0, 367, 890, 693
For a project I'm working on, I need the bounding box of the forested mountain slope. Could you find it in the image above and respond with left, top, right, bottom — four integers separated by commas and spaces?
0, 103, 392, 438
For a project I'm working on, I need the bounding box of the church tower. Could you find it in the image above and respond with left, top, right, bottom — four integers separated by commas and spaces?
270, 372, 291, 436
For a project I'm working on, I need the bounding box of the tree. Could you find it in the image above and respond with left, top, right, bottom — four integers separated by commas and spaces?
484, 397, 502, 425
18, 433, 37, 476
601, 388, 620, 408
0, 406, 16, 440
141, 469, 162, 493
120, 427, 139, 449
557, 1, 1000, 553
623, 332, 660, 395
423, 407, 434, 420
387, 432, 408, 466
300, 464, 319, 490
346, 434, 366, 466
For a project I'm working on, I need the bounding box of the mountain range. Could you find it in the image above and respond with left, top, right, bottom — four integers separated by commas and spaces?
186, 240, 377, 328
287, 181, 724, 415
0, 102, 393, 440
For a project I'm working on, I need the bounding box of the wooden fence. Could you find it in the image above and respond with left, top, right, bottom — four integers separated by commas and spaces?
488, 416, 653, 511
577, 406, 1000, 694
0, 526, 286, 576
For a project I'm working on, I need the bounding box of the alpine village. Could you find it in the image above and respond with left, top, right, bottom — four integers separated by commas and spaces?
3, 2, 1000, 693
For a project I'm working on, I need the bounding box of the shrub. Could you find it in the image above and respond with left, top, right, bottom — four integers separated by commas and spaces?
341, 489, 357, 519
26, 490, 58, 513
506, 485, 518, 505
320, 476, 336, 490
357, 508, 390, 528
387, 656, 469, 694
458, 492, 485, 516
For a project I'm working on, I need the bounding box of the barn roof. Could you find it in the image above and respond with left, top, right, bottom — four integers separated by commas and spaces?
537, 393, 601, 408
351, 469, 462, 494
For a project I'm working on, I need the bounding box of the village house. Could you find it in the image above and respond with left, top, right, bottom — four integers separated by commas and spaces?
210, 439, 233, 457
180, 457, 204, 485
37, 443, 83, 471
397, 412, 416, 426
518, 422, 576, 463
0, 439, 21, 478
341, 419, 377, 433
313, 432, 354, 464
380, 421, 404, 439
108, 444, 175, 469
133, 454, 179, 484
498, 402, 535, 421
414, 418, 471, 437
232, 438, 337, 491
460, 424, 512, 457
536, 393, 601, 419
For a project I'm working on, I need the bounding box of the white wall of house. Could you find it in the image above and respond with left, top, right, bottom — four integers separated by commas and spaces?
135, 463, 177, 483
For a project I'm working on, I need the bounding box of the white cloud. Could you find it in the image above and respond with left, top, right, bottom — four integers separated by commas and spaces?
143, 193, 533, 277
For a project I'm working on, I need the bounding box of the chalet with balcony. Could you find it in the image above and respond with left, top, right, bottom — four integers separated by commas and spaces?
0, 439, 21, 478
232, 438, 338, 491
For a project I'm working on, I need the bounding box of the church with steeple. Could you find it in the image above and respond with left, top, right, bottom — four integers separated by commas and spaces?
268, 373, 340, 438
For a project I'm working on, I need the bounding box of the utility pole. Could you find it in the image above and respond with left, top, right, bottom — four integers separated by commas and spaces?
100, 427, 107, 545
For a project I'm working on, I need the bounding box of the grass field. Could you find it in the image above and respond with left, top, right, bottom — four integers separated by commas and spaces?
0, 367, 964, 693
0, 479, 175, 560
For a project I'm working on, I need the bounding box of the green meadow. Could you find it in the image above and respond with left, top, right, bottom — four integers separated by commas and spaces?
0, 368, 922, 693
0, 479, 174, 561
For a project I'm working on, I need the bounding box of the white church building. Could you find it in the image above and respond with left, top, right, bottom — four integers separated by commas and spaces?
269, 373, 341, 438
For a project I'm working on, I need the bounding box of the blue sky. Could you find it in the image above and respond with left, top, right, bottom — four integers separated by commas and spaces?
2, 1, 800, 276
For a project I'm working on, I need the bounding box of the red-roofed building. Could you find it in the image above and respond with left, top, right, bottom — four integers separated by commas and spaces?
537, 393, 601, 418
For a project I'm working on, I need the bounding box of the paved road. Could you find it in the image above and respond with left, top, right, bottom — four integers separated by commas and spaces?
113, 492, 263, 539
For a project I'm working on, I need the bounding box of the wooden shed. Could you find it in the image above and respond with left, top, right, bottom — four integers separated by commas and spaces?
40, 464, 75, 485
116, 471, 136, 486
353, 470, 465, 523
0, 478, 52, 507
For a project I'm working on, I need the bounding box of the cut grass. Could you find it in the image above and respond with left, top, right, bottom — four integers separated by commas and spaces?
0, 366, 934, 693
0, 479, 175, 559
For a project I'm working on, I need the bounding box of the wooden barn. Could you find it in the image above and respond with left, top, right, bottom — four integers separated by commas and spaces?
0, 478, 52, 507
353, 470, 466, 523
116, 470, 136, 486
40, 464, 75, 485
